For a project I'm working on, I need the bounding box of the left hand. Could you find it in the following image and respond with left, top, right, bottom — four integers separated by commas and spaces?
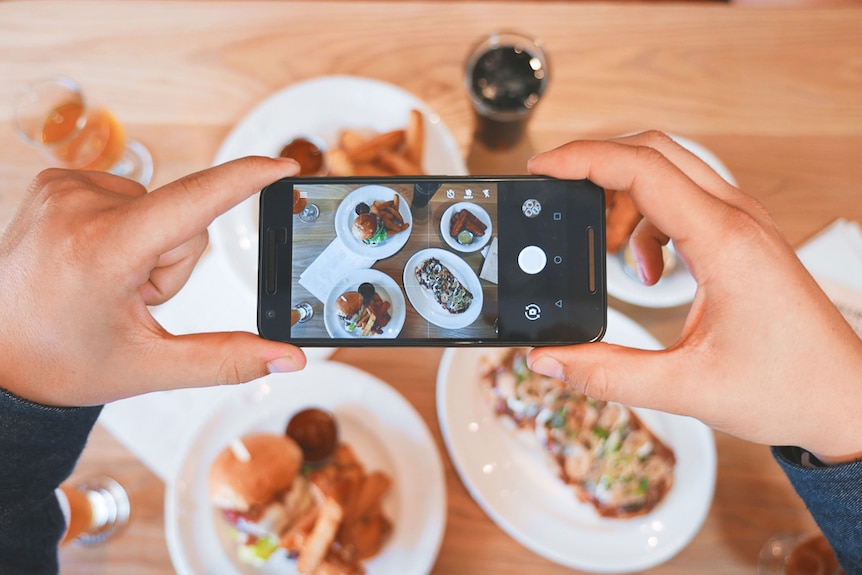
0, 157, 305, 407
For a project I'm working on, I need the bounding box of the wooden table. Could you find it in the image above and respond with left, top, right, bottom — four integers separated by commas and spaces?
1, 2, 861, 573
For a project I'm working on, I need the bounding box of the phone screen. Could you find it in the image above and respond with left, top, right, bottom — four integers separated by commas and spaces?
258, 176, 606, 346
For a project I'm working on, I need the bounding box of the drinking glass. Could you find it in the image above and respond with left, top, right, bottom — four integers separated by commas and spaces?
291, 302, 314, 326
293, 188, 320, 222
758, 532, 844, 575
464, 31, 550, 151
14, 76, 153, 186
57, 476, 130, 546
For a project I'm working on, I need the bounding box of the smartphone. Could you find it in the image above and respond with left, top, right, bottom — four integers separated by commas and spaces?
258, 175, 606, 346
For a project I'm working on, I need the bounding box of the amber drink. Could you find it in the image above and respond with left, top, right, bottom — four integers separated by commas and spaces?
14, 76, 153, 185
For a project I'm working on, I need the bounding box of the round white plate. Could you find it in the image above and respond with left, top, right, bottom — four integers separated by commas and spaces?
439, 202, 493, 253
334, 186, 412, 259
436, 308, 716, 573
165, 362, 447, 575
403, 248, 483, 329
607, 241, 697, 308
607, 134, 737, 308
323, 269, 406, 338
209, 75, 468, 294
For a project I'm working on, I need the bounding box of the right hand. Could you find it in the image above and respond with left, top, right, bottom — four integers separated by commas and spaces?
527, 131, 862, 463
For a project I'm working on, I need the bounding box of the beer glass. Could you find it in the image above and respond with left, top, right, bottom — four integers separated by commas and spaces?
14, 76, 153, 186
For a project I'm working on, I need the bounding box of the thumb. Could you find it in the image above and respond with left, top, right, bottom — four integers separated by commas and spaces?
527, 343, 687, 415
144, 331, 306, 393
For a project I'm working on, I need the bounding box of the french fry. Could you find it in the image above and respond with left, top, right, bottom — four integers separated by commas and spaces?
322, 110, 427, 177
378, 149, 422, 176
346, 471, 391, 524
338, 130, 367, 152
280, 507, 319, 553
350, 162, 396, 177
297, 496, 344, 574
404, 108, 424, 166
346, 129, 406, 164
327, 148, 355, 177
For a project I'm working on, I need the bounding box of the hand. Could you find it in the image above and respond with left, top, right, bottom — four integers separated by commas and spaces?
0, 157, 305, 407
527, 131, 862, 462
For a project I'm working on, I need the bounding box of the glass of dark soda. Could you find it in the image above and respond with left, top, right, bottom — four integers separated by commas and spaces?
464, 32, 549, 151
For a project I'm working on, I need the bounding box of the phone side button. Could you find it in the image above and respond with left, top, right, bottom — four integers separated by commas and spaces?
265, 227, 287, 295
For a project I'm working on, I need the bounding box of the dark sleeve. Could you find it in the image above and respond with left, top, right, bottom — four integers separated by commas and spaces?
772, 446, 862, 574
0, 387, 102, 575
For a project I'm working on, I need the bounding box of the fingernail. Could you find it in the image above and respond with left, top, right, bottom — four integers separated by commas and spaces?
637, 261, 649, 285
529, 355, 564, 380
267, 355, 300, 373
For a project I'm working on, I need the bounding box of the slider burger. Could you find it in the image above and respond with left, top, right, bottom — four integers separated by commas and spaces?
208, 433, 318, 566
335, 291, 365, 330
352, 212, 387, 245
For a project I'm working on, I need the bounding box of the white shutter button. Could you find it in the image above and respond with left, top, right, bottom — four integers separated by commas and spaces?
518, 245, 547, 275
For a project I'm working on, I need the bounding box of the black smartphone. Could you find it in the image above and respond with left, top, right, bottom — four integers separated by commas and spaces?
258, 175, 606, 346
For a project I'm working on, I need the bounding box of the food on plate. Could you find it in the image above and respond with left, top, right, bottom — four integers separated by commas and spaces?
350, 194, 409, 246
449, 208, 487, 245
414, 257, 473, 314
480, 348, 676, 519
286, 408, 339, 464
208, 411, 393, 574
280, 137, 327, 176
208, 433, 314, 565
335, 282, 392, 336
351, 213, 386, 245
327, 109, 425, 176
605, 189, 642, 254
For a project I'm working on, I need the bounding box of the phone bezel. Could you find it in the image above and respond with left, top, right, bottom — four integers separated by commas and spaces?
258, 175, 607, 347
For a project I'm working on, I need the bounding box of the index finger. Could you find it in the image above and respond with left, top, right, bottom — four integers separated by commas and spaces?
120, 156, 299, 257
527, 138, 730, 252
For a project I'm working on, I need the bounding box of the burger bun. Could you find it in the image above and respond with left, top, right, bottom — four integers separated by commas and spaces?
352, 213, 379, 242
208, 433, 303, 512
336, 291, 364, 320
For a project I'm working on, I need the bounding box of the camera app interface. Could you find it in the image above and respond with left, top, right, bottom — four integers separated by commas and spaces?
289, 181, 500, 341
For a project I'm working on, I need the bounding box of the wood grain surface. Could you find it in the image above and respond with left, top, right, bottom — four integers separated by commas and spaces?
1, 2, 861, 574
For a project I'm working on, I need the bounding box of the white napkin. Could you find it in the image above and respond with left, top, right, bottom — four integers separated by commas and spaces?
98, 249, 332, 480
299, 239, 376, 301
797, 218, 862, 337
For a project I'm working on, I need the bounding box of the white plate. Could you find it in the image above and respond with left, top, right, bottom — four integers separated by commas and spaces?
334, 186, 412, 259
607, 240, 697, 308
323, 269, 406, 338
403, 248, 483, 329
165, 362, 447, 575
436, 308, 716, 573
209, 75, 468, 294
607, 134, 737, 308
439, 202, 493, 253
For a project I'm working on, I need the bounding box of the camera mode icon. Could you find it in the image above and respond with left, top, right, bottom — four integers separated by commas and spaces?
522, 199, 542, 218
524, 303, 542, 321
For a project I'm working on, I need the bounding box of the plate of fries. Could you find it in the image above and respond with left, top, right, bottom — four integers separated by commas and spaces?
166, 361, 447, 575
439, 202, 493, 253
323, 269, 406, 338
209, 75, 468, 294
334, 186, 412, 259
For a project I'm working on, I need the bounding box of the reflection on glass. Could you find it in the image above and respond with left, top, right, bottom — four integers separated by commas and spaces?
291, 302, 314, 326
758, 532, 844, 575
57, 476, 130, 546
